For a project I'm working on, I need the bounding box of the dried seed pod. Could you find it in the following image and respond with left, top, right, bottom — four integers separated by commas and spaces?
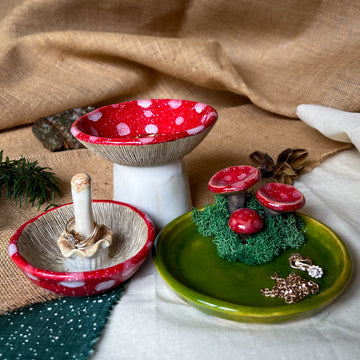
287, 149, 308, 171
273, 162, 297, 184
249, 151, 274, 178
250, 148, 308, 184
276, 148, 293, 163
277, 148, 308, 171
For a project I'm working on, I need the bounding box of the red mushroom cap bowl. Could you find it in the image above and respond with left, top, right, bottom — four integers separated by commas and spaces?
8, 200, 156, 297
256, 183, 305, 212
71, 99, 218, 167
208, 165, 260, 194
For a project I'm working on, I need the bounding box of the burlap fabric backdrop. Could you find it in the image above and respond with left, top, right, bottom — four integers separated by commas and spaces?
0, 0, 356, 313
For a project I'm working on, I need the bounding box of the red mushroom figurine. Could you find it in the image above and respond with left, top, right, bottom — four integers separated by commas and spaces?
208, 165, 261, 214
255, 182, 305, 216
228, 208, 263, 244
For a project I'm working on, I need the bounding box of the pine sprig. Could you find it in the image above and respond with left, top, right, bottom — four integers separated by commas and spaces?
0, 151, 62, 210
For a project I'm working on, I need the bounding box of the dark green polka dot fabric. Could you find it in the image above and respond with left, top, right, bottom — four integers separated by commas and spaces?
0, 285, 126, 360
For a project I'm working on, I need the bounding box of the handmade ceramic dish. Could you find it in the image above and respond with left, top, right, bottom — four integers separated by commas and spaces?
71, 99, 218, 166
152, 211, 352, 323
71, 99, 218, 228
9, 200, 156, 297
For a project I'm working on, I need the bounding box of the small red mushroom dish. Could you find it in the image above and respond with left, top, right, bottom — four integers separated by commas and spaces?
208, 165, 261, 214
228, 208, 264, 243
255, 183, 305, 216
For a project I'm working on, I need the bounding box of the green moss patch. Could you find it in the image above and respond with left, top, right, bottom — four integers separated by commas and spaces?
191, 194, 305, 265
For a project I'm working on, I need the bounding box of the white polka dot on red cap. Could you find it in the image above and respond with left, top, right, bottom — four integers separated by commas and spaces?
145, 124, 158, 134
137, 100, 152, 108
117, 123, 131, 136
175, 116, 184, 125
168, 100, 182, 109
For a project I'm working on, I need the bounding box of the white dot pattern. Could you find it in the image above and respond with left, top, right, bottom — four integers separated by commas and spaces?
168, 100, 182, 109
117, 123, 131, 136
144, 110, 153, 117
59, 281, 86, 288
175, 116, 184, 125
137, 99, 152, 108
95, 280, 116, 292
194, 103, 207, 113
145, 124, 158, 134
8, 244, 18, 256
87, 111, 102, 121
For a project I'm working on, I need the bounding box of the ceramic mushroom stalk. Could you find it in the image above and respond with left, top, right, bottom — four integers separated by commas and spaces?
228, 208, 263, 244
71, 173, 95, 239
255, 182, 305, 217
208, 165, 260, 214
58, 173, 113, 271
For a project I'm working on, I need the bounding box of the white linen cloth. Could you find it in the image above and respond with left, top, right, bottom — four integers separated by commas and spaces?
297, 104, 360, 151
92, 148, 360, 360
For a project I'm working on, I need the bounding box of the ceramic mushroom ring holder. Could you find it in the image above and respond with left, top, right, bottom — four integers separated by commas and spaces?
71, 99, 218, 229
9, 173, 156, 297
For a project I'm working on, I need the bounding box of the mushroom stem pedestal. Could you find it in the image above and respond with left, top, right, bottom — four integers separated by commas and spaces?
113, 160, 192, 229
226, 192, 246, 215
263, 208, 280, 217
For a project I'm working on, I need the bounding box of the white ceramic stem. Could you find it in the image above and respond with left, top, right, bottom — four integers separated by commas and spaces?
113, 160, 192, 229
71, 173, 95, 238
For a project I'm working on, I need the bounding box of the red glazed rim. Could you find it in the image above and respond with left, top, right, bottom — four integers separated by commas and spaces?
71, 99, 218, 146
208, 165, 261, 194
8, 200, 156, 296
256, 183, 305, 212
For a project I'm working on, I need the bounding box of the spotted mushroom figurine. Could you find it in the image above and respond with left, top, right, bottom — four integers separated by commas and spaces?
228, 208, 263, 244
58, 173, 113, 272
208, 165, 261, 214
255, 182, 305, 217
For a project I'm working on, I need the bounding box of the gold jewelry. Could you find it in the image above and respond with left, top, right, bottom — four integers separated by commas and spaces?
261, 272, 319, 304
289, 253, 323, 279
64, 217, 101, 250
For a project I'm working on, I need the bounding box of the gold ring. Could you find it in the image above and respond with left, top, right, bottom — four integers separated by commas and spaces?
64, 217, 100, 249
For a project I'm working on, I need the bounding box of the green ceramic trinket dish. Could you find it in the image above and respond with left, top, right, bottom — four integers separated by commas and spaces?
152, 211, 352, 323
